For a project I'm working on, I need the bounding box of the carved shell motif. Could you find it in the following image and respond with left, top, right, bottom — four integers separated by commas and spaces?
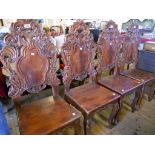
62, 20, 97, 92
0, 19, 59, 98
97, 20, 121, 74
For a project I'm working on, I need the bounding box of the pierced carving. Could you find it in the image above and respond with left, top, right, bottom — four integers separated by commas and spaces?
122, 24, 139, 66
0, 19, 59, 98
62, 20, 97, 92
97, 20, 121, 75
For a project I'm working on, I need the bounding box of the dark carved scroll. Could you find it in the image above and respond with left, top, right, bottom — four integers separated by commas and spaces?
122, 24, 139, 67
0, 19, 59, 98
97, 20, 121, 77
62, 20, 97, 92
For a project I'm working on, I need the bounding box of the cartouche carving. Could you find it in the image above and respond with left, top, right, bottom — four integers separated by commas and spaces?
0, 19, 59, 98
62, 20, 97, 92
97, 20, 121, 75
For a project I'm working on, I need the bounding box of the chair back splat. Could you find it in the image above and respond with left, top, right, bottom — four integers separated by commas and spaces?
97, 20, 121, 78
0, 19, 59, 99
62, 20, 97, 93
122, 24, 139, 69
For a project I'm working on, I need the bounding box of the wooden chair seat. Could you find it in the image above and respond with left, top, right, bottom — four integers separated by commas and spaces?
98, 74, 143, 95
121, 68, 155, 84
17, 96, 81, 135
65, 83, 120, 115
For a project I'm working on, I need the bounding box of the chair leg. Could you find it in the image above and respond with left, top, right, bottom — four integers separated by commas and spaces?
138, 85, 144, 109
114, 98, 123, 124
148, 82, 155, 102
74, 118, 83, 135
148, 89, 154, 102
131, 86, 144, 112
107, 101, 120, 128
84, 116, 92, 135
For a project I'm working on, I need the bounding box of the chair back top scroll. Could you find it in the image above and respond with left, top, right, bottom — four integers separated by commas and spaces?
62, 20, 97, 92
0, 19, 59, 98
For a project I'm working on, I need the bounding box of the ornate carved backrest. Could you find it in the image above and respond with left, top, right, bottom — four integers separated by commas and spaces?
97, 20, 121, 77
122, 24, 139, 67
0, 19, 59, 99
62, 20, 97, 92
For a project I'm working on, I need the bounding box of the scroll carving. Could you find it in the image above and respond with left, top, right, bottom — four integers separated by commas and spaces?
0, 19, 59, 98
62, 20, 97, 92
122, 24, 139, 66
97, 20, 121, 75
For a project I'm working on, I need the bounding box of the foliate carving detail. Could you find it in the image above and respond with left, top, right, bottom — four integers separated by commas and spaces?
122, 24, 139, 65
7, 71, 25, 98
62, 20, 97, 92
46, 52, 60, 87
0, 19, 59, 98
128, 24, 139, 65
128, 24, 139, 44
97, 20, 121, 74
117, 34, 129, 68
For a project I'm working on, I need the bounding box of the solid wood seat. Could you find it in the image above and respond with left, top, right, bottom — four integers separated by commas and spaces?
18, 96, 81, 135
98, 74, 143, 95
0, 19, 82, 135
122, 68, 155, 84
65, 83, 120, 115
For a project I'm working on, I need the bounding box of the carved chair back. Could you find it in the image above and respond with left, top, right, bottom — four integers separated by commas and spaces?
62, 20, 97, 92
0, 19, 59, 99
121, 24, 139, 68
97, 20, 121, 79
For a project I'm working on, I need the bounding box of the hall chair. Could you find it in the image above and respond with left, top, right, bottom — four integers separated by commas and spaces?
120, 24, 155, 102
0, 19, 82, 135
62, 20, 121, 135
96, 20, 144, 114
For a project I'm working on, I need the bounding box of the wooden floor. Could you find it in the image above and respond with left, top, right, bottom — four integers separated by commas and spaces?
2, 87, 155, 135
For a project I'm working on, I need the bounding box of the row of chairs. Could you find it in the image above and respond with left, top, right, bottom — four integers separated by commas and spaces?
0, 19, 155, 135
